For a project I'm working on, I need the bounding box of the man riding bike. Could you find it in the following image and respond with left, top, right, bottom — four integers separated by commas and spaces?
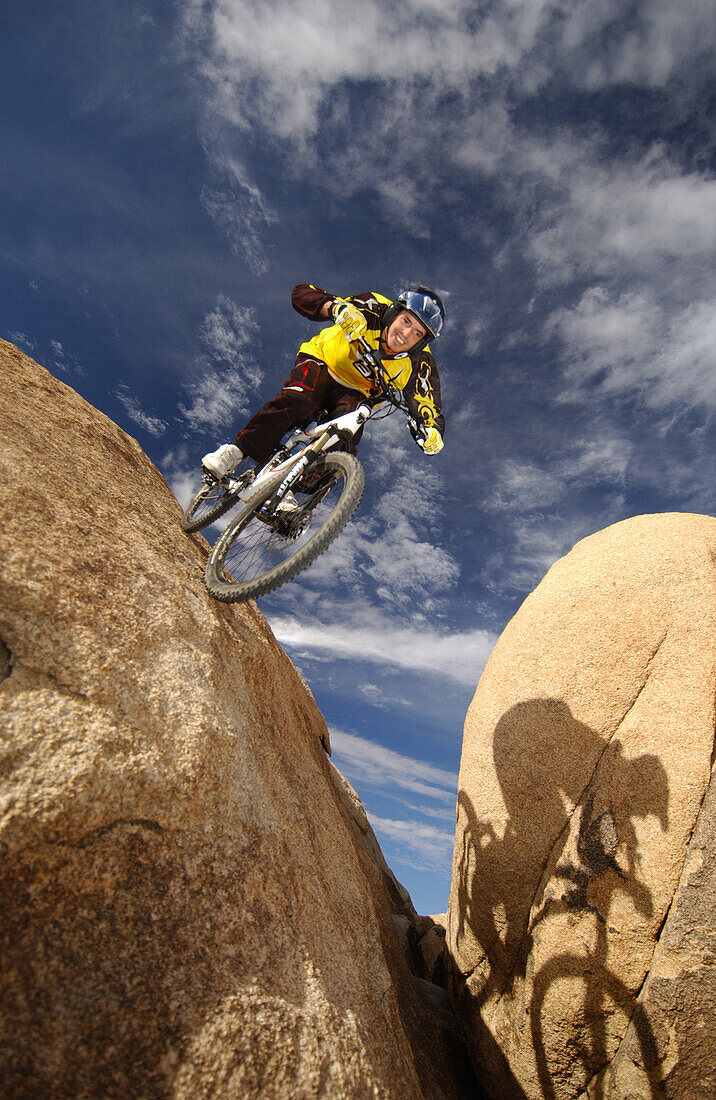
201, 282, 446, 479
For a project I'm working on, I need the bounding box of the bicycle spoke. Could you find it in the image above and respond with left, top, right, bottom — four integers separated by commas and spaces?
219, 473, 343, 584
204, 452, 364, 602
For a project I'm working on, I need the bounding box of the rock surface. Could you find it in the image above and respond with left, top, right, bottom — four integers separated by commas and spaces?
447, 512, 716, 1099
0, 340, 475, 1099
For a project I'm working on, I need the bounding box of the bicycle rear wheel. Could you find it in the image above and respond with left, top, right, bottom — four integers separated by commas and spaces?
204, 452, 364, 602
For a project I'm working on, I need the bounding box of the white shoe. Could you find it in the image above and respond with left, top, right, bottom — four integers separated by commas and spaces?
202, 444, 243, 479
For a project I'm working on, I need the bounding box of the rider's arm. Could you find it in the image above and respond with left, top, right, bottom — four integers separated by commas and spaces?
291, 285, 382, 325
405, 351, 445, 442
292, 284, 336, 321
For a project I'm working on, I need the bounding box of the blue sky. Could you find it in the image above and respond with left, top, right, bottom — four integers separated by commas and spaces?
3, 0, 714, 916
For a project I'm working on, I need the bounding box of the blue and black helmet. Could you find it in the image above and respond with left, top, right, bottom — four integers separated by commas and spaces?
382, 284, 446, 353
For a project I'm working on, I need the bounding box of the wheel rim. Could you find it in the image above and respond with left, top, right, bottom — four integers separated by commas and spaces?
216, 467, 344, 586
188, 480, 231, 523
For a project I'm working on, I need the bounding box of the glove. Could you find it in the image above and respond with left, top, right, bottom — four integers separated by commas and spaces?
419, 426, 444, 455
331, 299, 367, 343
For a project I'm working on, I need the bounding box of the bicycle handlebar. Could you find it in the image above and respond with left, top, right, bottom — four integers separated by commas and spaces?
354, 336, 401, 404
352, 334, 425, 438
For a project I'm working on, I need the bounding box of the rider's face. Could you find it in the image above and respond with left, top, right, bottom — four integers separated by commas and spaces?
383, 310, 427, 354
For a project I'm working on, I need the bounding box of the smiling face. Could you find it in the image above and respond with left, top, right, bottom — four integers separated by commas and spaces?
382, 309, 428, 355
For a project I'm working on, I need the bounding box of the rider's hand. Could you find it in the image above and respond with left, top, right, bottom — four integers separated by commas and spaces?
419, 426, 444, 455
331, 299, 367, 343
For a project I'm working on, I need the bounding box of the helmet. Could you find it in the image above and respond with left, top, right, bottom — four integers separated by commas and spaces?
381, 284, 446, 353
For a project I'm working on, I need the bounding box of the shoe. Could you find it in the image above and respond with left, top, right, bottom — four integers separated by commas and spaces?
202, 444, 243, 479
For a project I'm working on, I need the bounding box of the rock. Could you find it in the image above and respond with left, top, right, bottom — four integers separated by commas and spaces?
419, 915, 448, 988
447, 513, 716, 1099
326, 763, 480, 1096
0, 340, 474, 1099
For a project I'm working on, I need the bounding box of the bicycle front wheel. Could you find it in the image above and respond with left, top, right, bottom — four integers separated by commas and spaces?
204, 452, 365, 602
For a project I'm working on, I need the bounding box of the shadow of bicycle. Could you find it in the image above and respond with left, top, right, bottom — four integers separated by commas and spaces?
453, 698, 669, 1099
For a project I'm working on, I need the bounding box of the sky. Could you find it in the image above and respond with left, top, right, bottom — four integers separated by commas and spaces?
2, 0, 715, 916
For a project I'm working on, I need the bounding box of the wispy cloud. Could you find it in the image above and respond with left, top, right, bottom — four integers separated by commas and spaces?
270, 611, 496, 686
179, 295, 264, 431
115, 384, 167, 437
51, 339, 85, 378
367, 813, 455, 874
200, 160, 276, 275
485, 431, 632, 513
331, 728, 457, 804
184, 0, 715, 145
198, 295, 262, 368
161, 444, 200, 509
528, 152, 716, 286
330, 728, 457, 875
550, 288, 716, 412
281, 454, 461, 610
9, 331, 38, 354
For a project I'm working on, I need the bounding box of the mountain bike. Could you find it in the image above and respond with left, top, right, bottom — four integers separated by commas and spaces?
181, 336, 427, 603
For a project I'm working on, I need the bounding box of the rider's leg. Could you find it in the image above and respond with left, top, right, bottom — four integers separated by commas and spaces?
236, 356, 329, 463
323, 377, 366, 450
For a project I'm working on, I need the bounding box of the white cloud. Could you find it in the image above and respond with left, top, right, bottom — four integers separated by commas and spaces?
180, 0, 716, 229
483, 513, 589, 593
184, 0, 715, 146
9, 331, 38, 353
329, 731, 457, 875
566, 0, 716, 89
485, 429, 632, 513
162, 445, 199, 509
331, 728, 457, 803
530, 156, 716, 286
551, 287, 716, 412
179, 295, 264, 431
367, 812, 455, 872
115, 384, 167, 438
269, 612, 496, 686
487, 460, 565, 512
357, 682, 414, 709
198, 294, 261, 369
274, 453, 460, 609
200, 159, 276, 274
464, 319, 485, 356
182, 0, 512, 140
49, 339, 85, 377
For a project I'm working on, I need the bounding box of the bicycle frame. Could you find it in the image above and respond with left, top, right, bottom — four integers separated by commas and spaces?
230, 402, 372, 509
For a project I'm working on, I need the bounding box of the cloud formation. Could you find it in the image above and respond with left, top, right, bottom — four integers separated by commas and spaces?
330, 727, 458, 873
115, 384, 167, 438
179, 295, 264, 430
331, 728, 457, 804
270, 612, 496, 686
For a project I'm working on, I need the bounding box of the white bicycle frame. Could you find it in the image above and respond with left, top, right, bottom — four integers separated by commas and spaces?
230, 402, 373, 508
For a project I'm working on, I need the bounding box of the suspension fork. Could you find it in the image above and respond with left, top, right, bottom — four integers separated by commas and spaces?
273, 431, 331, 501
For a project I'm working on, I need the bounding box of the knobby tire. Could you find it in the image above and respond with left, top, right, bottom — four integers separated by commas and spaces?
180, 481, 242, 533
204, 452, 364, 602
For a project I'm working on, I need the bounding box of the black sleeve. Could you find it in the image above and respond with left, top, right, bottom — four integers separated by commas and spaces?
291, 284, 334, 321
291, 286, 387, 331
405, 350, 445, 438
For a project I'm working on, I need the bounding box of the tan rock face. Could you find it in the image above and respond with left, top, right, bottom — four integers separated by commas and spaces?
447, 512, 716, 1100
0, 341, 471, 1099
